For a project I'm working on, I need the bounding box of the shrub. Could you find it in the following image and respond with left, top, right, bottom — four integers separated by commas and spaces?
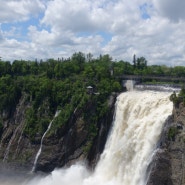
168, 126, 178, 141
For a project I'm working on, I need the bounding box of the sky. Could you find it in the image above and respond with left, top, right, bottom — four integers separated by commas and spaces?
0, 0, 185, 66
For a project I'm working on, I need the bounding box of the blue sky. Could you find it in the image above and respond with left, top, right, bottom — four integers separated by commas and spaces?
0, 0, 185, 66
2, 18, 39, 41
140, 3, 151, 19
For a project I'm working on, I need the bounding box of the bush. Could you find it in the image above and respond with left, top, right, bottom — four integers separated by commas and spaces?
168, 126, 178, 141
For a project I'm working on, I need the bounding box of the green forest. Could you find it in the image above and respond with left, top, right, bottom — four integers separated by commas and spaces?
0, 52, 185, 141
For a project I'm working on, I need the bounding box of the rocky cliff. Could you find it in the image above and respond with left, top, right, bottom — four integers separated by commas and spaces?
147, 101, 185, 185
0, 93, 117, 173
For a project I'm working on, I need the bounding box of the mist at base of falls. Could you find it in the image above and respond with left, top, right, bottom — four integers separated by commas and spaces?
0, 91, 173, 185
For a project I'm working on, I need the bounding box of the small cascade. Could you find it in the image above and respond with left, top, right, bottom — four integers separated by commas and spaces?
3, 125, 21, 162
74, 106, 78, 114
31, 110, 60, 172
14, 124, 26, 158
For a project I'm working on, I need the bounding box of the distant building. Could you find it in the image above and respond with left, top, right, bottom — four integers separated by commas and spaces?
86, 86, 93, 94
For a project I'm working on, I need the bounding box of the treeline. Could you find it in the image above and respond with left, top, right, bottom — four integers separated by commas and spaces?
1, 53, 185, 78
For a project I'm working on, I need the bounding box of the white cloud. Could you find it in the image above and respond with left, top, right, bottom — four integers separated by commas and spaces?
40, 0, 145, 34
1, 0, 185, 66
102, 14, 185, 65
27, 24, 104, 59
0, 0, 45, 23
41, 0, 96, 32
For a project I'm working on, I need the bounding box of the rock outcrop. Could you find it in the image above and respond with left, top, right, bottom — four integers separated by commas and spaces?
147, 102, 185, 185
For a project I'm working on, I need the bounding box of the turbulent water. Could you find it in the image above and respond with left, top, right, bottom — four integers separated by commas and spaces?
0, 91, 173, 185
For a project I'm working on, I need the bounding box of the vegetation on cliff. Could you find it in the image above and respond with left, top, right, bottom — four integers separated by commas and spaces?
1, 52, 185, 171
170, 87, 185, 107
0, 52, 185, 142
0, 53, 122, 144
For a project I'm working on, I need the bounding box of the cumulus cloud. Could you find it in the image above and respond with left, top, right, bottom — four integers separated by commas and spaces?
102, 14, 185, 66
27, 24, 104, 59
0, 0, 45, 23
0, 37, 52, 61
1, 0, 185, 66
41, 0, 143, 34
41, 0, 106, 32
35, 0, 147, 59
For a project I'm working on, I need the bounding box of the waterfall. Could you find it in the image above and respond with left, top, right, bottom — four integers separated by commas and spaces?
23, 90, 172, 185
0, 91, 172, 185
89, 91, 172, 185
31, 110, 60, 172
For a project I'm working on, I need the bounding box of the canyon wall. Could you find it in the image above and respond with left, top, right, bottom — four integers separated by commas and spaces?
0, 93, 117, 173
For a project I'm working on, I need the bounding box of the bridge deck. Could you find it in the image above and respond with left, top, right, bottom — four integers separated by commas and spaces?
119, 75, 185, 82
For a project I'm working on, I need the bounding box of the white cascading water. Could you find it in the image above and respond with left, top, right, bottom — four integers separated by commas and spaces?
125, 80, 135, 91
1, 90, 173, 185
89, 91, 172, 185
31, 110, 61, 172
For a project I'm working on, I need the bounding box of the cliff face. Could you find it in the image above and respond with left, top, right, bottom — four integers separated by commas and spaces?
0, 93, 116, 173
147, 102, 185, 185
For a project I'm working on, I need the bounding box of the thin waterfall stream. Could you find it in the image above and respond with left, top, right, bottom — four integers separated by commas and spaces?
31, 110, 60, 172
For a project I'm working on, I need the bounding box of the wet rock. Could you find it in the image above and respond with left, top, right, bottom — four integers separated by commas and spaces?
147, 102, 185, 185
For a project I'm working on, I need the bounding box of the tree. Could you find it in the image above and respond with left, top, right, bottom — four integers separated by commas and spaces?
133, 54, 136, 68
86, 53, 93, 62
136, 57, 147, 69
71, 52, 86, 70
100, 54, 112, 63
